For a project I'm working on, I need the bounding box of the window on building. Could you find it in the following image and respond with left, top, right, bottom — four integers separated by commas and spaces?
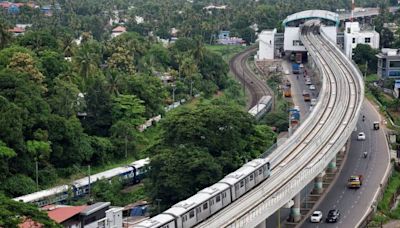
352, 38, 356, 43
365, 37, 371, 43
293, 40, 303, 46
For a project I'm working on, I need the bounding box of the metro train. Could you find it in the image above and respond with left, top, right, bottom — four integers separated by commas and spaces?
248, 95, 273, 120
13, 158, 150, 207
134, 158, 271, 228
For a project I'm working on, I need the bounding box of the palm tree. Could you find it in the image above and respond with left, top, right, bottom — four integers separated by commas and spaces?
0, 20, 12, 49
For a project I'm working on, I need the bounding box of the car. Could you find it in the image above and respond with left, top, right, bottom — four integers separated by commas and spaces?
284, 69, 290, 75
373, 121, 380, 130
357, 132, 366, 141
326, 209, 340, 223
305, 79, 312, 85
309, 84, 316, 90
311, 98, 317, 106
310, 211, 323, 223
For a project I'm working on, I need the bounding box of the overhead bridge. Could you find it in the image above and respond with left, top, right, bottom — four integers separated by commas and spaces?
194, 21, 364, 228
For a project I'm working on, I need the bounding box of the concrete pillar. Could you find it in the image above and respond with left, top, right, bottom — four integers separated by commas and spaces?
313, 173, 324, 194
327, 155, 337, 173
289, 193, 301, 222
255, 219, 266, 228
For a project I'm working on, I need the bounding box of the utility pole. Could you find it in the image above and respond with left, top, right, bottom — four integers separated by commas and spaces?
88, 165, 91, 198
35, 159, 39, 191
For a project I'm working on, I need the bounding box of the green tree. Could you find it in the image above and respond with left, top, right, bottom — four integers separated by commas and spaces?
17, 30, 59, 52
353, 44, 378, 73
0, 193, 61, 227
111, 94, 145, 158
0, 19, 12, 49
146, 145, 222, 210
125, 75, 168, 117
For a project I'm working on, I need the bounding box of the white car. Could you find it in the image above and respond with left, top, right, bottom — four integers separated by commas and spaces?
305, 79, 312, 85
357, 132, 366, 141
310, 211, 323, 223
309, 84, 316, 90
311, 98, 317, 106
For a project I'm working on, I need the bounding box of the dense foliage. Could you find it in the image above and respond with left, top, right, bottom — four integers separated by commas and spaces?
0, 22, 232, 200
0, 194, 61, 227
145, 102, 276, 210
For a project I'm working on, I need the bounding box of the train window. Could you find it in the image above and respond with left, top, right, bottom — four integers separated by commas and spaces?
211, 199, 214, 206
240, 180, 244, 187
249, 174, 254, 181
258, 169, 262, 175
196, 207, 201, 213
216, 195, 221, 202
189, 210, 195, 218
203, 202, 208, 210
183, 215, 187, 222
235, 184, 239, 190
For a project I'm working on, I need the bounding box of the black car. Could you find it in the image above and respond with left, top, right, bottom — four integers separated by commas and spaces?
326, 209, 340, 223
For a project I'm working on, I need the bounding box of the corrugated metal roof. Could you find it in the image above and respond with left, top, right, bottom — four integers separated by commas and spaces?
283, 10, 339, 26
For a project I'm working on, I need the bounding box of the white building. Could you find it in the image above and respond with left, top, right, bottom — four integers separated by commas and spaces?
257, 29, 277, 60
282, 10, 339, 52
344, 22, 379, 58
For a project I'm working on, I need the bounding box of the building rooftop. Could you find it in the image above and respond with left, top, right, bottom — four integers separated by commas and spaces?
44, 205, 87, 223
283, 10, 339, 26
80, 202, 110, 216
377, 48, 400, 57
112, 26, 126, 33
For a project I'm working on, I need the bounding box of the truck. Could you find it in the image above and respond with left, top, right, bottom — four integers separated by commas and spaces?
347, 175, 363, 188
283, 87, 291, 97
292, 63, 300, 74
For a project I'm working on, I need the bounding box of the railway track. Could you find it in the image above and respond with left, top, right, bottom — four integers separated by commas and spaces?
229, 46, 273, 109
196, 22, 363, 228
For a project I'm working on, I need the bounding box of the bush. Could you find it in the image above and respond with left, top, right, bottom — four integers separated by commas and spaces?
2, 174, 37, 197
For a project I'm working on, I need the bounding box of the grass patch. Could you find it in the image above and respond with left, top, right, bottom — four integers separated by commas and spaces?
206, 44, 247, 63
371, 170, 400, 224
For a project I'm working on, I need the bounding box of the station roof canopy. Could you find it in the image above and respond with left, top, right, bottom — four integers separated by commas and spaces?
283, 10, 339, 26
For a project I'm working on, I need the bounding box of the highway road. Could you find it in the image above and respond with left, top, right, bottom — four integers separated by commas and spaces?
301, 100, 390, 228
265, 60, 320, 227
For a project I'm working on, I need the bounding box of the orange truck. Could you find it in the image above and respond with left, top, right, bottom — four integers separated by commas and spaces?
347, 175, 363, 188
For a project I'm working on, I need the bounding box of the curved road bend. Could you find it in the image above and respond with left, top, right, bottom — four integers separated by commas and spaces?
301, 100, 390, 228
229, 46, 272, 108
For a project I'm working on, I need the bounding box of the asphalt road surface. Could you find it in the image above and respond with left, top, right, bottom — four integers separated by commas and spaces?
301, 100, 390, 228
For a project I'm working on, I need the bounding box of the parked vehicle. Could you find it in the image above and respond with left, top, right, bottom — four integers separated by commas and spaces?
326, 209, 340, 223
305, 78, 312, 85
347, 175, 363, 188
310, 211, 323, 223
309, 84, 316, 90
292, 63, 300, 74
357, 132, 366, 141
373, 121, 380, 130
303, 90, 311, 102
311, 98, 317, 106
